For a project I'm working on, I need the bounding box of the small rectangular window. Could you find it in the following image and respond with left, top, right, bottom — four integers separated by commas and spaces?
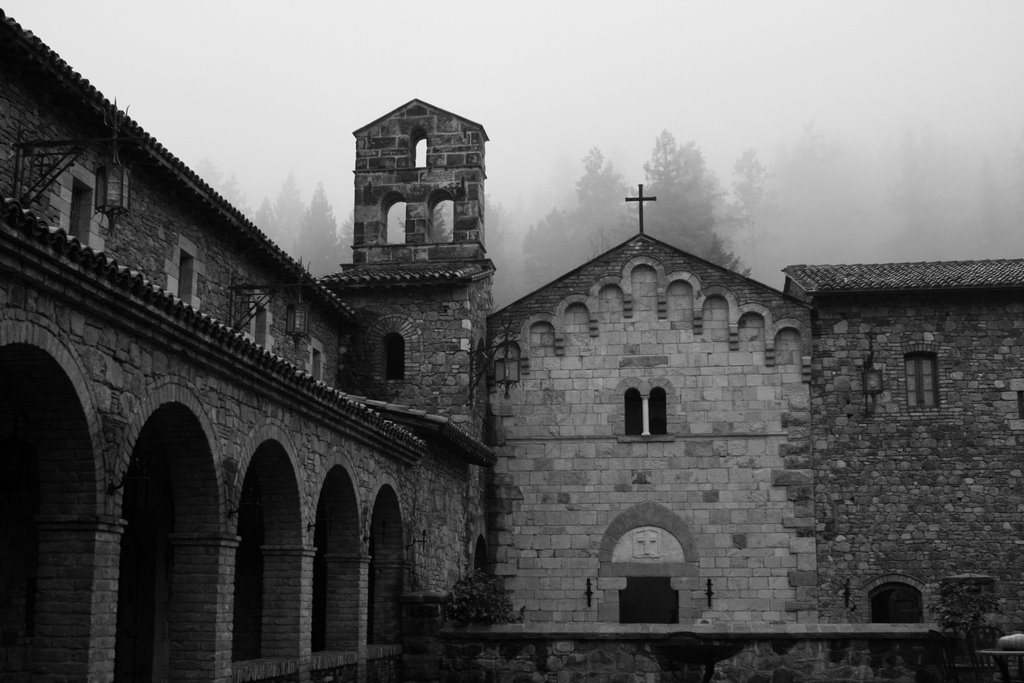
69, 179, 93, 240
178, 251, 195, 302
311, 346, 323, 381
905, 353, 938, 408
253, 305, 268, 347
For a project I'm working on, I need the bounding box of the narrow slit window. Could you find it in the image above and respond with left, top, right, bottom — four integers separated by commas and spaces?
178, 251, 195, 303
624, 388, 643, 435
649, 387, 667, 435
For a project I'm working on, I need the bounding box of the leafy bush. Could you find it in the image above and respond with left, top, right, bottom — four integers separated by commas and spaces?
443, 570, 521, 625
931, 580, 1001, 638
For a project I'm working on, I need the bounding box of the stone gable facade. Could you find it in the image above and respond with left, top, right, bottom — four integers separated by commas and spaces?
487, 236, 816, 624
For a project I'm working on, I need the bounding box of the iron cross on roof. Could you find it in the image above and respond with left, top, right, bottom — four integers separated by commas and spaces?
625, 184, 656, 234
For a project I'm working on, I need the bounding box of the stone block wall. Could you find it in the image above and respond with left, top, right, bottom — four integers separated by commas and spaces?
488, 237, 815, 624
335, 277, 493, 432
810, 290, 1024, 623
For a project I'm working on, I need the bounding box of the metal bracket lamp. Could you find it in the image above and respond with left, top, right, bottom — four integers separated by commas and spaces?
12, 101, 137, 234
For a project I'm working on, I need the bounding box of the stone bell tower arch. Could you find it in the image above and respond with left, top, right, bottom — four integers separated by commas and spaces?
352, 99, 488, 264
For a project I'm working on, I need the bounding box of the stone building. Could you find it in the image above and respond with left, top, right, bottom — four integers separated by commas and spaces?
4, 6, 1024, 683
783, 261, 1024, 624
485, 236, 815, 624
0, 13, 491, 683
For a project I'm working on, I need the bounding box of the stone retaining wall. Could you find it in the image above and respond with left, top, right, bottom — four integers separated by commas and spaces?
441, 624, 935, 683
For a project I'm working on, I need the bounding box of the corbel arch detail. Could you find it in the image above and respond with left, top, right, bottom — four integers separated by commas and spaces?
619, 256, 667, 296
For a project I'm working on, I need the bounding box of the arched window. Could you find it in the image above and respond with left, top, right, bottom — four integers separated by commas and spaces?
529, 322, 555, 357
649, 387, 667, 435
870, 583, 922, 623
385, 198, 406, 241
905, 352, 938, 408
473, 536, 488, 571
429, 199, 454, 242
384, 333, 405, 380
411, 130, 427, 168
624, 388, 643, 435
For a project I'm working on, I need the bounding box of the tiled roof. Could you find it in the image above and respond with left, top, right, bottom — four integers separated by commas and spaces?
1, 199, 424, 459
360, 399, 495, 467
324, 261, 494, 287
783, 259, 1024, 294
0, 10, 354, 323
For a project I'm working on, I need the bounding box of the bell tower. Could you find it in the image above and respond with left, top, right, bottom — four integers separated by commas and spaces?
326, 100, 494, 431
351, 99, 487, 264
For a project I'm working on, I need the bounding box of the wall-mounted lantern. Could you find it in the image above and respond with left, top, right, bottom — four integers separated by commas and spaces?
862, 334, 883, 414
12, 101, 137, 233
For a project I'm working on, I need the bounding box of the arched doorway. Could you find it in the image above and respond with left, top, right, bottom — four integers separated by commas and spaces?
232, 440, 302, 661
870, 582, 923, 623
312, 466, 361, 652
113, 402, 220, 682
0, 341, 100, 680
367, 485, 404, 644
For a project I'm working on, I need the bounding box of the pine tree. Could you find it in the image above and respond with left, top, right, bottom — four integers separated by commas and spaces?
295, 182, 340, 276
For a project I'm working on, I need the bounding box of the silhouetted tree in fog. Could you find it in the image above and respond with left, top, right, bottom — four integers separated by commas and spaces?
643, 130, 745, 273
294, 182, 340, 276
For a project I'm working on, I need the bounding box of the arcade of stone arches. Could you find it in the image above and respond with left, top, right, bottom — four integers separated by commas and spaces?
0, 332, 447, 681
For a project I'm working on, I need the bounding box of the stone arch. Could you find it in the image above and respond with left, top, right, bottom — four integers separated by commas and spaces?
737, 307, 769, 353
701, 294, 732, 342
595, 282, 625, 324
519, 313, 557, 365
559, 298, 591, 343
113, 400, 222, 680
773, 326, 804, 366
863, 573, 926, 624
114, 379, 224, 530
367, 484, 405, 644
0, 327, 108, 679
697, 285, 740, 320
310, 464, 363, 652
767, 318, 810, 347
381, 191, 406, 243
596, 502, 699, 624
426, 188, 456, 243
364, 315, 422, 383
598, 502, 698, 565
628, 264, 659, 319
0, 321, 104, 515
619, 256, 667, 295
231, 432, 304, 662
666, 276, 697, 325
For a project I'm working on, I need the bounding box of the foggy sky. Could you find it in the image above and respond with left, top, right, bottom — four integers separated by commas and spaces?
5, 0, 1024, 289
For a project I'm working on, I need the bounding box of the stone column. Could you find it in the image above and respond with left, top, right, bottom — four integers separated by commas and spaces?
324, 553, 369, 652
169, 532, 239, 682
401, 590, 447, 683
641, 394, 651, 436
33, 514, 125, 682
372, 560, 407, 644
261, 545, 317, 678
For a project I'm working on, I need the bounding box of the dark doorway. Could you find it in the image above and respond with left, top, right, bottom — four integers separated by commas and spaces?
114, 440, 174, 682
870, 583, 922, 623
619, 576, 678, 624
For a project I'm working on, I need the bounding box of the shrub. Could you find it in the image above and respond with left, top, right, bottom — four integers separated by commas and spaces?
443, 570, 521, 625
931, 580, 1001, 638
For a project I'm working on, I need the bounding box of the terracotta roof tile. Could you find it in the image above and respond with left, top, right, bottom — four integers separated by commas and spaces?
324, 261, 493, 287
1, 199, 423, 458
0, 10, 354, 322
783, 259, 1024, 294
